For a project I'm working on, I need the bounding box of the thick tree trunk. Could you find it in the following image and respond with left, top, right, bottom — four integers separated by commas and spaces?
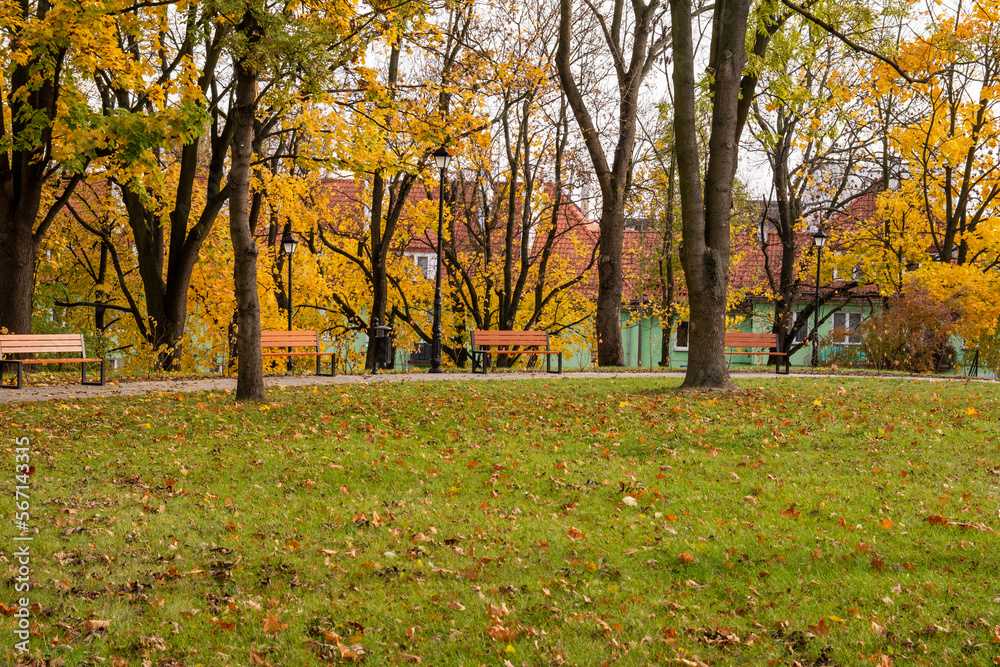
671, 0, 749, 390
0, 45, 64, 334
596, 198, 626, 365
0, 221, 37, 334
230, 14, 266, 402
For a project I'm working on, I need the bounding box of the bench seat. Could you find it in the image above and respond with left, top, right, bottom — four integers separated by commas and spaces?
471, 330, 562, 374
261, 330, 336, 375
0, 334, 106, 388
723, 332, 790, 375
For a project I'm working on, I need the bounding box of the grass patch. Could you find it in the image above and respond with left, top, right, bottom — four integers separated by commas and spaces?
2, 377, 1000, 665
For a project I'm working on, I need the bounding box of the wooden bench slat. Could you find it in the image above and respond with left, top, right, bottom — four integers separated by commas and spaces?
2, 345, 87, 353
261, 330, 320, 346
19, 358, 102, 364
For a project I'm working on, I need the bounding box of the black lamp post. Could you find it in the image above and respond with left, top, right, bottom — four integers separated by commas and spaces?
811, 228, 827, 367
430, 146, 450, 374
281, 225, 299, 372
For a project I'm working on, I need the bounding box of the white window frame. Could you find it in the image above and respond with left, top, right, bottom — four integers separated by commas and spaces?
406, 252, 436, 280
833, 311, 862, 345
674, 321, 690, 351
789, 310, 808, 344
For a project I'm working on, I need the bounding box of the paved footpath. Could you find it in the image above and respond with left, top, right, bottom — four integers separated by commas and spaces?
0, 370, 982, 404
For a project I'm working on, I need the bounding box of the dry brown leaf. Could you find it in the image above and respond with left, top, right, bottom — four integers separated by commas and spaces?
337, 643, 366, 660
249, 650, 270, 665
808, 618, 830, 637
139, 636, 166, 650
210, 617, 235, 631
84, 619, 110, 633
262, 612, 288, 634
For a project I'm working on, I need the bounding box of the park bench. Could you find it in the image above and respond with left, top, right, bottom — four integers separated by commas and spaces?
724, 332, 790, 375
470, 330, 562, 374
0, 334, 106, 389
260, 330, 336, 375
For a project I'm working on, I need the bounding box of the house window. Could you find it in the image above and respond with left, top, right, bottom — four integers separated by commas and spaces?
407, 252, 436, 280
833, 311, 862, 345
674, 321, 690, 351
789, 310, 808, 344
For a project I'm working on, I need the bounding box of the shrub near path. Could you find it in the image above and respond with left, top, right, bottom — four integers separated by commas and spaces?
2, 378, 999, 666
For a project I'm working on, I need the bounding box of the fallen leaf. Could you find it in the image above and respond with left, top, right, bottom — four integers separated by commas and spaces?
678, 552, 695, 564
807, 618, 830, 637
210, 617, 235, 631
262, 612, 288, 634
84, 619, 110, 633
779, 504, 801, 519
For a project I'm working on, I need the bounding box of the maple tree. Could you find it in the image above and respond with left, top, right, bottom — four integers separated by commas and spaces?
838, 1, 1000, 350
0, 0, 202, 335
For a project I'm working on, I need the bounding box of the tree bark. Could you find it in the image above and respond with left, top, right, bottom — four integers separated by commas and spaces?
556, 0, 666, 366
229, 11, 266, 402
0, 10, 79, 334
671, 0, 750, 390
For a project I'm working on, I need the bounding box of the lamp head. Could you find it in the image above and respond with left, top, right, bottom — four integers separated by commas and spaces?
281, 227, 299, 255
813, 229, 827, 249
433, 146, 451, 171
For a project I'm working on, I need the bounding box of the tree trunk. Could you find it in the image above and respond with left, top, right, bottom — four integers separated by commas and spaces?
658, 148, 677, 367
230, 12, 266, 402
0, 39, 70, 335
595, 197, 626, 365
671, 0, 749, 390
556, 0, 665, 367
0, 220, 37, 334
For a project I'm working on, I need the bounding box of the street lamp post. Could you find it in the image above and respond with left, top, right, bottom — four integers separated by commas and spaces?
281, 225, 299, 372
811, 228, 827, 368
430, 146, 450, 374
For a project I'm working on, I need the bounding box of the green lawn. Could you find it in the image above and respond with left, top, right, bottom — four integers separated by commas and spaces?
2, 377, 999, 666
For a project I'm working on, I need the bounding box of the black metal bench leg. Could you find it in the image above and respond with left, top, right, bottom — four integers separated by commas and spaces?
546, 353, 563, 374
316, 354, 335, 376
0, 360, 23, 389
81, 360, 106, 386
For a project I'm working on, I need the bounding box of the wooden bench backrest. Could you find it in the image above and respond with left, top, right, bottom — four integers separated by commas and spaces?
0, 334, 87, 356
724, 332, 779, 348
260, 330, 321, 349
472, 330, 550, 347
